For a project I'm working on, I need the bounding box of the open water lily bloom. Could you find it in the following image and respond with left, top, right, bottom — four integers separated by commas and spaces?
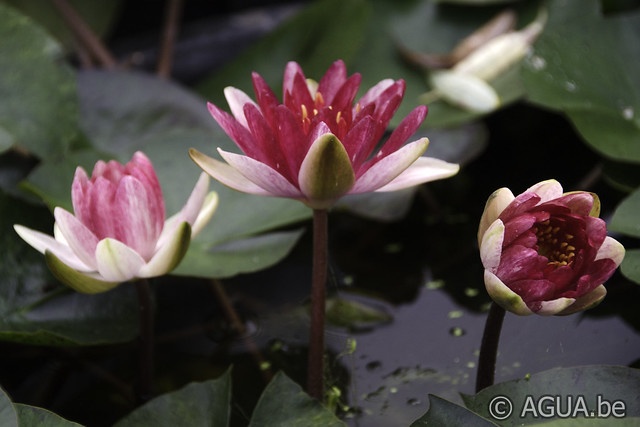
478, 179, 625, 316
14, 152, 218, 294
190, 60, 459, 209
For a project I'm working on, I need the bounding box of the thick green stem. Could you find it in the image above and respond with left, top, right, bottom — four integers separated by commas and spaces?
476, 302, 506, 392
307, 209, 328, 401
135, 279, 154, 402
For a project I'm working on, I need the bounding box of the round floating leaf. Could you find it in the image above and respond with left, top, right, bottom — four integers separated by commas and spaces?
248, 371, 346, 427
15, 404, 83, 427
0, 386, 18, 427
114, 369, 231, 427
0, 3, 78, 157
410, 394, 497, 426
610, 186, 640, 239
619, 249, 640, 286
463, 365, 640, 426
522, 0, 640, 162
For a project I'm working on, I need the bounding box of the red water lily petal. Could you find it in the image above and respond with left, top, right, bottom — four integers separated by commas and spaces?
479, 179, 625, 316
196, 60, 459, 208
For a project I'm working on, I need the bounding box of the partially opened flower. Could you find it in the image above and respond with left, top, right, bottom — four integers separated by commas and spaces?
478, 179, 625, 316
14, 152, 218, 294
190, 60, 459, 209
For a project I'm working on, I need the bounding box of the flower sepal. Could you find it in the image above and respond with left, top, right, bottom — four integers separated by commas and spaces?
45, 250, 120, 294
299, 133, 355, 209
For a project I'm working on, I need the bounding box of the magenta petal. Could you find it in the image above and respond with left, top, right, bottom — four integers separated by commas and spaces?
375, 106, 427, 159
71, 166, 91, 225
252, 72, 280, 125
273, 105, 309, 179
316, 60, 348, 104
343, 116, 377, 170
113, 176, 159, 260
328, 73, 362, 113
207, 102, 260, 158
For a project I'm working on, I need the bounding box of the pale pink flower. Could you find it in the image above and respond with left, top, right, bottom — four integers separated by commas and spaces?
15, 152, 218, 293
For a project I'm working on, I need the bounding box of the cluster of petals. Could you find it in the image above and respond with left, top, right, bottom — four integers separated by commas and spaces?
14, 152, 218, 293
190, 60, 459, 209
478, 179, 625, 316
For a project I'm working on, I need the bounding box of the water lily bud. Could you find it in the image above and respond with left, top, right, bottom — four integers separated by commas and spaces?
14, 152, 218, 293
430, 70, 500, 113
478, 179, 625, 316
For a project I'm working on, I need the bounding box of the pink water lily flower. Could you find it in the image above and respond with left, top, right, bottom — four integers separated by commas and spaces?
478, 179, 625, 316
14, 152, 218, 294
189, 60, 459, 209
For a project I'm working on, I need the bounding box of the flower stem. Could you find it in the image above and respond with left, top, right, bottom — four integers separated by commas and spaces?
135, 279, 155, 402
307, 209, 328, 401
475, 302, 506, 393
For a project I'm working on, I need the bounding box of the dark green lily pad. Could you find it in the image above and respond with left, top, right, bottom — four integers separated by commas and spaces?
522, 0, 640, 162
114, 369, 231, 427
463, 365, 640, 426
0, 3, 78, 157
15, 404, 84, 427
411, 394, 498, 426
248, 371, 346, 427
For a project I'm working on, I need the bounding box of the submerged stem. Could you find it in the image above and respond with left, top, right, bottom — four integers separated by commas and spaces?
135, 279, 155, 402
307, 209, 329, 401
476, 302, 506, 392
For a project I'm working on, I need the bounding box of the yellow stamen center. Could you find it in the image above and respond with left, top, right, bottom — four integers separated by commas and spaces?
534, 219, 576, 267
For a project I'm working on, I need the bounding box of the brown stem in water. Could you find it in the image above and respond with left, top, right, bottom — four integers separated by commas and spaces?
50, 0, 116, 68
157, 0, 184, 78
307, 209, 328, 400
210, 279, 273, 383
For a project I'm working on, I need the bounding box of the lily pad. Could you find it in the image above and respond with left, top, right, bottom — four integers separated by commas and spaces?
248, 371, 346, 427
15, 404, 84, 427
463, 365, 640, 426
114, 369, 231, 427
1, 0, 123, 53
410, 394, 497, 426
0, 3, 78, 157
521, 0, 640, 162
0, 386, 17, 427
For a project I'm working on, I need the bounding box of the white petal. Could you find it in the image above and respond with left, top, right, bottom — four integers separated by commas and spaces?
595, 236, 625, 266
350, 139, 430, 194
224, 86, 257, 129
484, 270, 533, 316
478, 187, 514, 247
558, 285, 607, 316
95, 238, 145, 282
191, 191, 219, 237
14, 224, 92, 272
139, 222, 191, 278
480, 220, 505, 271
536, 298, 576, 316
430, 71, 499, 113
54, 208, 99, 270
372, 156, 459, 193
190, 148, 277, 197
527, 179, 563, 203
217, 149, 302, 198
